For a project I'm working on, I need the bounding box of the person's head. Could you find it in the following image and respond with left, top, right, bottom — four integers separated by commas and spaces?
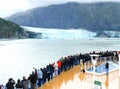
17, 79, 20, 83
23, 76, 26, 80
32, 71, 34, 75
8, 78, 14, 82
8, 78, 12, 82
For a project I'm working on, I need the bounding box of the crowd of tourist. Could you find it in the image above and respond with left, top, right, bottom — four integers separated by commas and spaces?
0, 50, 118, 89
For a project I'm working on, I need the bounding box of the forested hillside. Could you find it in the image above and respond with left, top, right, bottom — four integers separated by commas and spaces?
0, 18, 28, 38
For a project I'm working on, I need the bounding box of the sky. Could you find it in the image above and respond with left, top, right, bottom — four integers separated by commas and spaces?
0, 0, 120, 18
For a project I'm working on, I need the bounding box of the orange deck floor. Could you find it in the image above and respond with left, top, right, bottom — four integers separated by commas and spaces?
38, 65, 120, 89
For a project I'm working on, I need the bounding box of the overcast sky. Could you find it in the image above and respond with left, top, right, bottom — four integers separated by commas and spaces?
0, 0, 120, 17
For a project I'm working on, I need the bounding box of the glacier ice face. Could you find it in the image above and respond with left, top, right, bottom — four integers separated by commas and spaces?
22, 26, 97, 39
104, 31, 120, 37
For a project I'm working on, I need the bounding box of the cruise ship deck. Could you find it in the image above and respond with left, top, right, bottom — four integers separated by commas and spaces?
38, 65, 120, 89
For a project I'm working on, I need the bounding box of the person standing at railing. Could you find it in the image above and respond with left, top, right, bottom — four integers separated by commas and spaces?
105, 62, 109, 75
29, 67, 38, 89
15, 79, 23, 89
6, 78, 15, 89
80, 59, 83, 71
37, 68, 43, 87
22, 76, 29, 89
54, 62, 58, 77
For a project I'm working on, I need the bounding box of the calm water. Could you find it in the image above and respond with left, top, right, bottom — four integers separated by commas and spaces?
0, 38, 120, 84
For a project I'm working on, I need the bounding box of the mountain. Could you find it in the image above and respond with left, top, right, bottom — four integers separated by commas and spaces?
6, 2, 120, 33
0, 18, 28, 39
0, 17, 41, 39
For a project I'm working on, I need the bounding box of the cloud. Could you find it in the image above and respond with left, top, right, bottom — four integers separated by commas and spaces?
0, 0, 31, 17
27, 0, 120, 5
1, 0, 31, 10
0, 0, 120, 17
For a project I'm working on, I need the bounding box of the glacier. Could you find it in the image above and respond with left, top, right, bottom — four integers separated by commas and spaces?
22, 26, 97, 39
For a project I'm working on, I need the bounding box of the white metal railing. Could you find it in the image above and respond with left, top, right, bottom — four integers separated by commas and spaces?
84, 56, 119, 71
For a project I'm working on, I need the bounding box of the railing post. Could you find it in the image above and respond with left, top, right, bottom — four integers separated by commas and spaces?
90, 54, 99, 88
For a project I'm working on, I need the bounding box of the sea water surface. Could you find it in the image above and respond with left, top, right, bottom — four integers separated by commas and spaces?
0, 38, 120, 85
